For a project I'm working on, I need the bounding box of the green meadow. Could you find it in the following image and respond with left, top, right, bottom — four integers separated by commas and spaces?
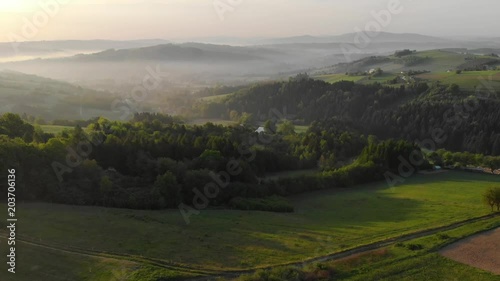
1, 171, 498, 275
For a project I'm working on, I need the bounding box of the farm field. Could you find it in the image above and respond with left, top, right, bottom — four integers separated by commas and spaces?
316, 69, 500, 92
1, 171, 498, 275
416, 70, 500, 91
315, 50, 500, 91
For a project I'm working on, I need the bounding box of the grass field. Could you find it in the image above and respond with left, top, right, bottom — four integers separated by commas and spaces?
199, 93, 236, 102
1, 171, 498, 276
294, 125, 309, 134
0, 236, 199, 281
314, 74, 366, 84
40, 125, 74, 134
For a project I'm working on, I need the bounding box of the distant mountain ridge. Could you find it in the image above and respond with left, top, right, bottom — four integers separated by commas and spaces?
2, 32, 500, 85
256, 32, 453, 45
67, 43, 273, 62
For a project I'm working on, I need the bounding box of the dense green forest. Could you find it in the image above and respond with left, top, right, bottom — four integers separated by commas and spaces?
200, 75, 500, 155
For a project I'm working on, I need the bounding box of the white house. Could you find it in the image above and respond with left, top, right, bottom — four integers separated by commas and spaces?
255, 127, 265, 133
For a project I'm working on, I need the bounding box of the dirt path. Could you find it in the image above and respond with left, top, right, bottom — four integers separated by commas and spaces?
0, 234, 220, 277
440, 227, 500, 275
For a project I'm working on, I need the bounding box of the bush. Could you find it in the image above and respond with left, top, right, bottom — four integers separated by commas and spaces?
437, 233, 451, 240
241, 267, 305, 281
326, 161, 383, 187
406, 243, 424, 251
229, 196, 294, 212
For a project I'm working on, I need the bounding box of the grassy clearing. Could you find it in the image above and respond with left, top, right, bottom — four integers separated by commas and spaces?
199, 93, 235, 102
358, 73, 398, 85
314, 74, 366, 84
0, 171, 498, 273
314, 73, 399, 86
294, 125, 309, 134
187, 118, 237, 126
40, 125, 74, 134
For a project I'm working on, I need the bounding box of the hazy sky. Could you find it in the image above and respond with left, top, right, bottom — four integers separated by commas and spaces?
1, 0, 499, 42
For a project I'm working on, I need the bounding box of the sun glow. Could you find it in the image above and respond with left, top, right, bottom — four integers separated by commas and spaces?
0, 0, 27, 11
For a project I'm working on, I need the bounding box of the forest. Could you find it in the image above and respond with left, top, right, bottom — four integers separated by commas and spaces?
200, 75, 500, 155
1, 80, 499, 211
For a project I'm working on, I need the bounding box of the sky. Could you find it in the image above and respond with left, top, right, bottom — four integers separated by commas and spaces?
1, 0, 499, 42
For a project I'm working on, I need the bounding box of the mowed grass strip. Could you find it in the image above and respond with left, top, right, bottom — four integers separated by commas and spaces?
1, 171, 498, 271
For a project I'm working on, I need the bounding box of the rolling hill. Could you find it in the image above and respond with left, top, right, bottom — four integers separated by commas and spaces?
0, 71, 121, 120
314, 49, 500, 91
3, 32, 499, 86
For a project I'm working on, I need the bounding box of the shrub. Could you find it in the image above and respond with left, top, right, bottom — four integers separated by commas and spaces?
483, 187, 500, 212
229, 196, 294, 212
406, 243, 424, 251
437, 233, 451, 240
